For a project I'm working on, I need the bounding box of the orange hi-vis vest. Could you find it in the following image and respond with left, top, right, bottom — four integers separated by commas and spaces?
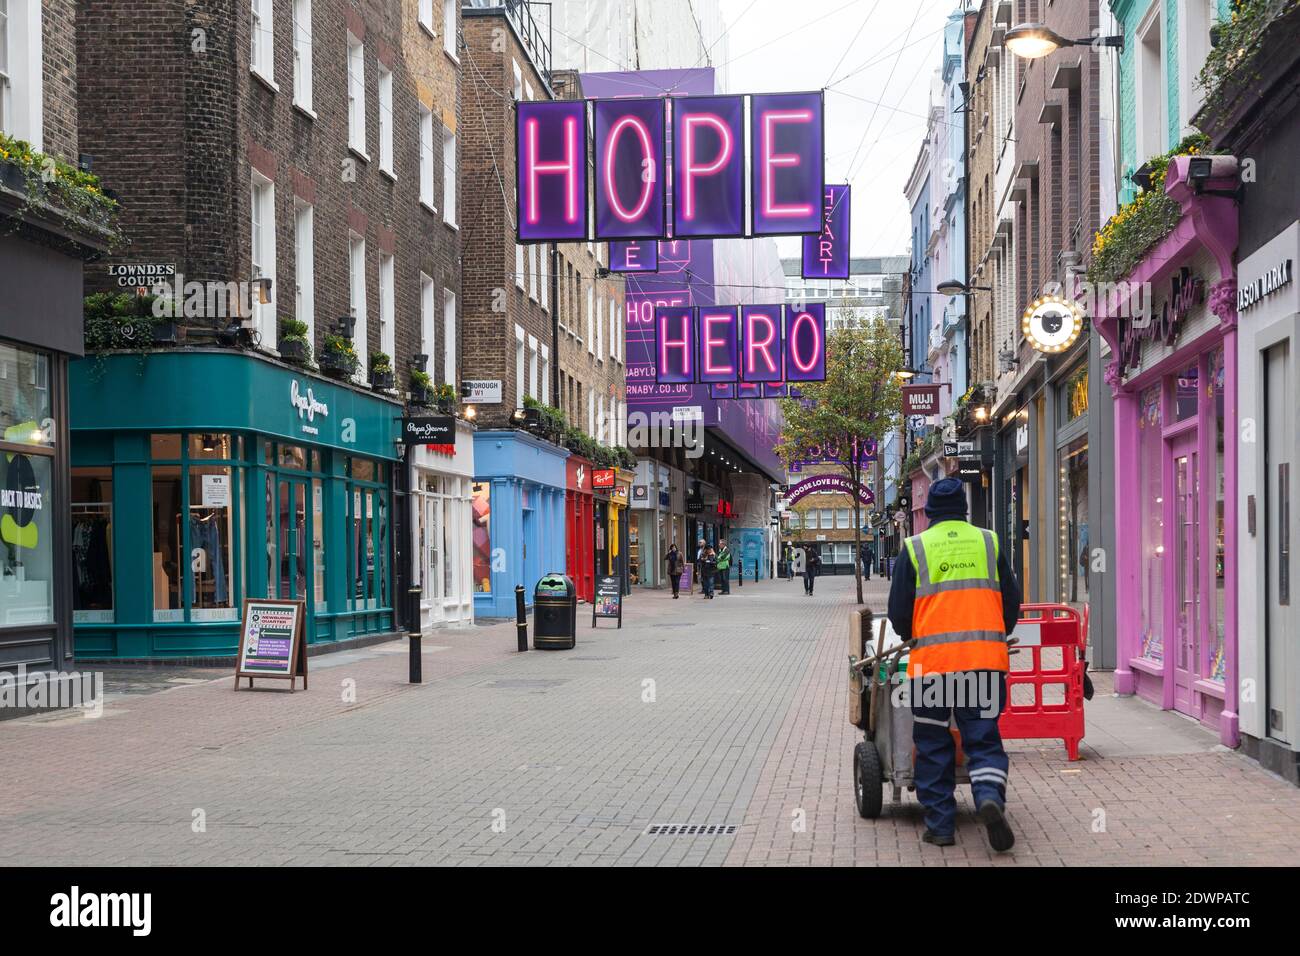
903, 521, 1009, 676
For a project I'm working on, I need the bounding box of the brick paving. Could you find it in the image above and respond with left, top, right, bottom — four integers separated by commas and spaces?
2, 573, 1299, 865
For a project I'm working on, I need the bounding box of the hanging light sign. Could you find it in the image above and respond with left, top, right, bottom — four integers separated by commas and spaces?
801, 184, 850, 279
1022, 293, 1085, 354
609, 239, 659, 273
516, 91, 825, 243
655, 303, 825, 384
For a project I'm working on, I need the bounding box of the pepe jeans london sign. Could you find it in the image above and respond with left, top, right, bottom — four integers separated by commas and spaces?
290, 380, 330, 436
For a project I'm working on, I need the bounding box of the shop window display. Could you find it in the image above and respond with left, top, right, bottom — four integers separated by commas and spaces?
71, 468, 114, 623
152, 465, 184, 621
472, 481, 491, 592
1058, 436, 1089, 608
1137, 385, 1164, 663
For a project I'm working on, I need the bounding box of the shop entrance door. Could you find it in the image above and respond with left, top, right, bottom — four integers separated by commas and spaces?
274, 477, 315, 634
1170, 432, 1200, 714
422, 493, 444, 625
1265, 341, 1293, 743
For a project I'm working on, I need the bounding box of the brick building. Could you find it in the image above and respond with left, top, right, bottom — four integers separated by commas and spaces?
1, 0, 115, 704
64, 0, 472, 659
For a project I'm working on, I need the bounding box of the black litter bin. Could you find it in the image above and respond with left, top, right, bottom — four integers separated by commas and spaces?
533, 572, 577, 650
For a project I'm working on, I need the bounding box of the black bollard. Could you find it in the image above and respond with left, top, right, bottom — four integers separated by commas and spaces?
515, 584, 529, 651
408, 586, 423, 684
737, 558, 743, 587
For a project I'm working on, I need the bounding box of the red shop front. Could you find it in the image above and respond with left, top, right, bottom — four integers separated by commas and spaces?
566, 455, 595, 603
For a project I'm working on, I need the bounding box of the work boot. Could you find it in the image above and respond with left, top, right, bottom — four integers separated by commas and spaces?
977, 800, 1015, 852
922, 829, 955, 847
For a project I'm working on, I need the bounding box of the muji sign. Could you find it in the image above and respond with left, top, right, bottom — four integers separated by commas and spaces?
516, 91, 825, 243
655, 303, 825, 384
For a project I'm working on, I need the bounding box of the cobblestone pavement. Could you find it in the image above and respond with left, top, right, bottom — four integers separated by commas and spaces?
2, 573, 1299, 866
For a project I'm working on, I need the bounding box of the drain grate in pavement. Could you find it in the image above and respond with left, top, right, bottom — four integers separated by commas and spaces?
644, 824, 737, 836
650, 623, 694, 629
569, 656, 617, 661
480, 678, 571, 689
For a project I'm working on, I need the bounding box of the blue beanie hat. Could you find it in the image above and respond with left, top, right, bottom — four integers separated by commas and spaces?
924, 477, 968, 521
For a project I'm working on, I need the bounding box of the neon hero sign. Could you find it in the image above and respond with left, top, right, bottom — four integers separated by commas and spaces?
515, 91, 825, 243
654, 304, 825, 385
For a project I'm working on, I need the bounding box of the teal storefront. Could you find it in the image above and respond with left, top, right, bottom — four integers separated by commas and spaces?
69, 350, 403, 659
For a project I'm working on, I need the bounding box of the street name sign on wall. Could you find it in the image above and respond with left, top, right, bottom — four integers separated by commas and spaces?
233, 599, 307, 692
461, 380, 503, 404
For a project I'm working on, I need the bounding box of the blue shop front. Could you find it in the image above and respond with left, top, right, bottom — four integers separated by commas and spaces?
471, 430, 568, 618
69, 350, 403, 659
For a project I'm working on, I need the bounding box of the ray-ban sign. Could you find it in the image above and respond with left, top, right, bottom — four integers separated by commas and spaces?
655, 303, 826, 384
516, 91, 824, 243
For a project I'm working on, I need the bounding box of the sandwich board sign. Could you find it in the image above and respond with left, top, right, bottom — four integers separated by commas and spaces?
592, 575, 623, 628
234, 598, 308, 691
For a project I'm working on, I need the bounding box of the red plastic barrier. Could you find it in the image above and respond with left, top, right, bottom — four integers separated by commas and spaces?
998, 603, 1087, 760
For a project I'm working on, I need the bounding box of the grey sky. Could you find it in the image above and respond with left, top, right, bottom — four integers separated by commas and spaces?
718, 0, 959, 260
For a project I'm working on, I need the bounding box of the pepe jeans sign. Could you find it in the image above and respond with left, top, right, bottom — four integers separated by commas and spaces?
1237, 258, 1292, 313
401, 416, 455, 445
290, 380, 330, 436
1118, 268, 1205, 375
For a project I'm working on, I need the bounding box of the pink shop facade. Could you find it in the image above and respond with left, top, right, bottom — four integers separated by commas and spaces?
1095, 156, 1240, 747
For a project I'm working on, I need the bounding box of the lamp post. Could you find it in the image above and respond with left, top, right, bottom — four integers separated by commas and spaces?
1004, 23, 1124, 59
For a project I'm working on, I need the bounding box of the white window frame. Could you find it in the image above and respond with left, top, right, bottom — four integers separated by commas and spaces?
595, 294, 603, 358
419, 104, 435, 210
292, 0, 313, 112
443, 0, 458, 59
294, 199, 315, 345
512, 59, 522, 101
1135, 2, 1166, 163
609, 298, 617, 360
598, 401, 606, 444
347, 32, 367, 156
587, 389, 595, 435
607, 397, 615, 447
251, 0, 276, 88
0, 0, 42, 146
379, 251, 395, 361
443, 288, 457, 387
586, 286, 594, 354
250, 171, 277, 349
528, 335, 539, 400
514, 324, 526, 408
442, 124, 457, 225
420, 272, 435, 358
528, 244, 538, 301
349, 232, 368, 382
378, 63, 394, 176
540, 343, 549, 404
0, 0, 12, 138
540, 244, 549, 312
418, 0, 434, 34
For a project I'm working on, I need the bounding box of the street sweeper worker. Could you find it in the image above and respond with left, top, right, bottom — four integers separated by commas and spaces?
887, 477, 1022, 852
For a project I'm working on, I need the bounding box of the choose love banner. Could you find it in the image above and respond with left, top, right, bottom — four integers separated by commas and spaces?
786, 473, 874, 506
516, 91, 825, 243
654, 303, 826, 385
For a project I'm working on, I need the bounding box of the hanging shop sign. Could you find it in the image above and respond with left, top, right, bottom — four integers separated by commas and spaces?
1022, 294, 1085, 354
609, 239, 659, 273
1117, 267, 1204, 374
233, 598, 307, 691
460, 380, 503, 404
593, 97, 667, 240
591, 468, 616, 489
655, 303, 825, 384
785, 473, 874, 506
592, 575, 623, 627
517, 91, 824, 242
902, 384, 941, 416
401, 416, 455, 445
957, 458, 986, 480
801, 184, 850, 279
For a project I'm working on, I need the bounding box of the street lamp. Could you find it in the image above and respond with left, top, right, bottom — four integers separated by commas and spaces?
1004, 22, 1124, 59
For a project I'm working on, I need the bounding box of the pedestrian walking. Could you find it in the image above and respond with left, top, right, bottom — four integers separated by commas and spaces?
700, 546, 717, 598
694, 538, 706, 595
860, 542, 875, 581
666, 544, 683, 599
803, 546, 821, 595
782, 542, 795, 581
887, 478, 1022, 852
716, 539, 732, 594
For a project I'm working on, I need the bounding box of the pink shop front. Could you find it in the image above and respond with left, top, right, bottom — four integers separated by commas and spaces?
1096, 156, 1240, 746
